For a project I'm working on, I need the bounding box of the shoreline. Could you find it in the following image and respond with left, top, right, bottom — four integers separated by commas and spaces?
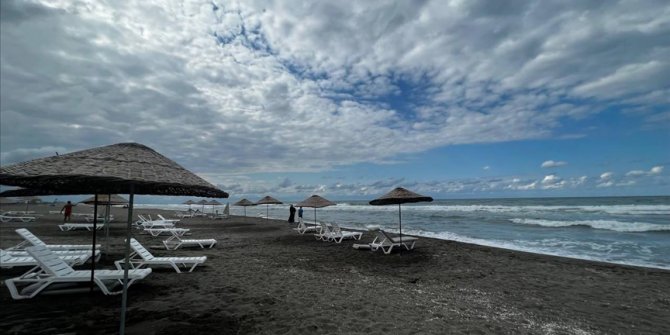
1, 204, 669, 334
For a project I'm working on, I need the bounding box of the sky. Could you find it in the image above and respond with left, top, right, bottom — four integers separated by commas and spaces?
1, 0, 669, 202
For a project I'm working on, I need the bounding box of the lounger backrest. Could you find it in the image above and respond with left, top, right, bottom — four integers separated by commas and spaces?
130, 238, 154, 260
15, 228, 46, 247
375, 230, 392, 245
1, 249, 13, 263
25, 245, 75, 277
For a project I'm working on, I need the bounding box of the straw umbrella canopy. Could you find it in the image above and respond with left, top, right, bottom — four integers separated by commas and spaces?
207, 199, 222, 214
81, 194, 128, 253
196, 199, 208, 213
0, 142, 228, 335
256, 195, 282, 220
369, 187, 433, 253
233, 198, 256, 217
182, 199, 195, 210
295, 195, 336, 228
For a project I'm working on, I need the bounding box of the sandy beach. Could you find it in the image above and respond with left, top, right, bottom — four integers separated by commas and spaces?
1, 204, 668, 335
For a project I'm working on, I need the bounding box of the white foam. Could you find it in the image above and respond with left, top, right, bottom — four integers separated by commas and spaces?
509, 218, 670, 232
326, 203, 670, 215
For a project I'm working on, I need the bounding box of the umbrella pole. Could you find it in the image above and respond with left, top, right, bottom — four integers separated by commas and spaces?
398, 204, 402, 256
90, 194, 98, 292
314, 208, 317, 229
105, 194, 111, 255
266, 205, 269, 220
119, 186, 134, 335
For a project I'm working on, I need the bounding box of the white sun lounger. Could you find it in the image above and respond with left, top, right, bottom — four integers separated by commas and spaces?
11, 228, 101, 251
293, 217, 319, 234
330, 223, 363, 243
162, 231, 217, 250
314, 223, 335, 241
1, 249, 91, 268
0, 214, 37, 223
114, 238, 206, 273
135, 215, 175, 229
369, 229, 418, 254
143, 227, 190, 237
4, 245, 151, 300
5, 248, 102, 263
58, 223, 106, 231
156, 214, 180, 224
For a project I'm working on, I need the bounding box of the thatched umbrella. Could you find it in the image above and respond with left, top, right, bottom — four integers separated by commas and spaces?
182, 199, 195, 210
207, 199, 222, 214
295, 195, 336, 229
0, 142, 227, 335
256, 195, 282, 220
369, 187, 432, 253
233, 198, 256, 217
81, 194, 129, 254
196, 199, 208, 213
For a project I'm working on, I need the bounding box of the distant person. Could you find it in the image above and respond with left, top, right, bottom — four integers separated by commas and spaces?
298, 206, 303, 221
61, 201, 73, 222
288, 204, 296, 223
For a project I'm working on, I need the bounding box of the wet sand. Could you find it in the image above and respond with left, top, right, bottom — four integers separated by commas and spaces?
1, 204, 669, 334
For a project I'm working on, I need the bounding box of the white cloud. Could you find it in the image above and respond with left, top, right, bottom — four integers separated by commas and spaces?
483, 166, 490, 170
650, 166, 664, 175
626, 165, 665, 177
600, 172, 614, 180
1, 0, 668, 179
541, 160, 567, 168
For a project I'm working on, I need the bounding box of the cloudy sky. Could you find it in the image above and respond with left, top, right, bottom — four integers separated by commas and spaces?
1, 0, 669, 201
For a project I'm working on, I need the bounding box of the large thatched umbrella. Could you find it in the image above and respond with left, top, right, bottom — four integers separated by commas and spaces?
369, 187, 433, 253
233, 198, 256, 217
0, 142, 227, 335
256, 195, 282, 220
295, 195, 336, 229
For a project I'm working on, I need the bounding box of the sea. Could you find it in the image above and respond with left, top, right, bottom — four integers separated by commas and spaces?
136, 196, 670, 270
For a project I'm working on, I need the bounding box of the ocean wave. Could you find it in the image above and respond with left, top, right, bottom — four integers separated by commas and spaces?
329, 203, 670, 215
509, 218, 670, 232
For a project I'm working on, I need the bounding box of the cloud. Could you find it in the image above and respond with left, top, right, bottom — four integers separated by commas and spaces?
483, 166, 490, 170
600, 172, 614, 180
626, 165, 665, 177
541, 160, 567, 168
1, 0, 668, 177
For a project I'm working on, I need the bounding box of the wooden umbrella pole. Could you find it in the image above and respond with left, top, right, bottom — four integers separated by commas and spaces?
90, 194, 98, 292
119, 186, 134, 335
398, 203, 402, 256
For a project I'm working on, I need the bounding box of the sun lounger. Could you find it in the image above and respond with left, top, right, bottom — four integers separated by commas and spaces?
314, 222, 334, 241
5, 248, 102, 262
58, 223, 105, 231
156, 214, 180, 224
162, 231, 217, 250
114, 238, 206, 273
10, 228, 101, 251
135, 215, 175, 229
330, 223, 363, 243
143, 227, 189, 237
84, 215, 114, 222
294, 217, 319, 234
0, 214, 36, 223
1, 249, 90, 268
4, 245, 151, 300
369, 229, 418, 254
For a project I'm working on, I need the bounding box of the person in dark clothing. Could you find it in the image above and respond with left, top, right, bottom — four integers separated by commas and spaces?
288, 204, 296, 223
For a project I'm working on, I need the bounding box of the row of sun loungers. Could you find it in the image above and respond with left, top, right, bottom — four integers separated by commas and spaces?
294, 218, 419, 254
58, 223, 105, 231
1, 228, 211, 299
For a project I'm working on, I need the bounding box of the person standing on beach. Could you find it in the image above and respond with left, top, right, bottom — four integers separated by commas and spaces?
288, 204, 296, 223
298, 206, 303, 221
61, 201, 73, 222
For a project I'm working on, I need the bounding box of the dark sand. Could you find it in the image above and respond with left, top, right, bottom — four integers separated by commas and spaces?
1, 204, 668, 334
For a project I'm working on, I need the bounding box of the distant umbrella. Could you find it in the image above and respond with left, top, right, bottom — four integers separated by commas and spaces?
295, 195, 336, 229
196, 199, 208, 213
233, 198, 256, 217
183, 199, 195, 210
207, 199, 222, 214
256, 195, 282, 220
81, 194, 128, 253
369, 187, 433, 254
